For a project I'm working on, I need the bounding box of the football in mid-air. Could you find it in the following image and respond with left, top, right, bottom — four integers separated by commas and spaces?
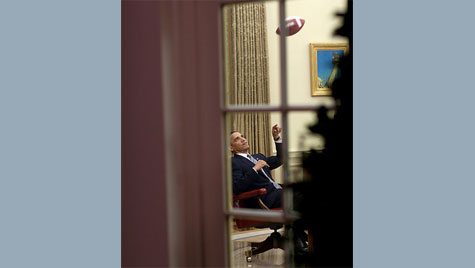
276, 16, 305, 36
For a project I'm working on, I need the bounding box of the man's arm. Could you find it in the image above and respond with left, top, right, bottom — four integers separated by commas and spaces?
267, 124, 283, 169
267, 142, 283, 170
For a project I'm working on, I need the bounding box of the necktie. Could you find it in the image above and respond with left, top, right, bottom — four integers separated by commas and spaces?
247, 154, 282, 190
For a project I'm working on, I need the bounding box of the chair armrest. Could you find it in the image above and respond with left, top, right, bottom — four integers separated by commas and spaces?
233, 188, 267, 202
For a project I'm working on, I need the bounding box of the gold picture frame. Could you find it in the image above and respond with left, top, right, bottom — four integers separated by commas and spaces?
310, 43, 349, 96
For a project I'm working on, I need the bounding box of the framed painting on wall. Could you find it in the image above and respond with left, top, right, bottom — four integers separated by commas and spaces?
310, 43, 349, 96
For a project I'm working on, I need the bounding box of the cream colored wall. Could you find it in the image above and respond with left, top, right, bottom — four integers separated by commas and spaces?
266, 0, 347, 182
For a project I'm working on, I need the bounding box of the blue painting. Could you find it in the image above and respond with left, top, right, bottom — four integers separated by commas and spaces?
316, 50, 345, 89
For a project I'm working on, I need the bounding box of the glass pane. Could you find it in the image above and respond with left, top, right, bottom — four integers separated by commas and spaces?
286, 111, 326, 184
231, 215, 285, 267
222, 1, 281, 107
225, 111, 288, 267
226, 111, 285, 203
284, 0, 348, 106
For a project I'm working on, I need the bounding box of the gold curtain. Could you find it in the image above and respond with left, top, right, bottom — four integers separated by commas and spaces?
224, 2, 272, 156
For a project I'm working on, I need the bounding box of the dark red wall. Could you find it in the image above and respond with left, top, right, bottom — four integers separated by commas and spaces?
122, 2, 169, 267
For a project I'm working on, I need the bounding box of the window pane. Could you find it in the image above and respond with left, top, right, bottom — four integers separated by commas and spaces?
226, 111, 284, 205
286, 111, 326, 184
222, 1, 281, 107
231, 215, 285, 266
284, 0, 348, 106
225, 111, 288, 267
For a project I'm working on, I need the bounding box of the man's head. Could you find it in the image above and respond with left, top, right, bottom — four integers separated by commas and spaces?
230, 131, 249, 154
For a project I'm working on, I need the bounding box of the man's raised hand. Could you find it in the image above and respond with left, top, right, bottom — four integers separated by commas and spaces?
272, 124, 282, 140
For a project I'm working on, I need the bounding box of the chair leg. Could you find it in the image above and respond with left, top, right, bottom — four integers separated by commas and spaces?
247, 239, 274, 256
246, 230, 284, 257
250, 240, 266, 248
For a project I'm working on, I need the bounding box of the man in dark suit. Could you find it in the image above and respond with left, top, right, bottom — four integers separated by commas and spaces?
230, 125, 308, 253
230, 124, 283, 209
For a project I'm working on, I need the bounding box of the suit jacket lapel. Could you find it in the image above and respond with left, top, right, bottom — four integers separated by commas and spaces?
235, 154, 255, 169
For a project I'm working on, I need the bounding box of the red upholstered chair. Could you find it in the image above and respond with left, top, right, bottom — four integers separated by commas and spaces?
233, 188, 284, 261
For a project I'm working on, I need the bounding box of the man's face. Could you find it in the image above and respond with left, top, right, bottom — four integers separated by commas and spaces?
230, 132, 249, 154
